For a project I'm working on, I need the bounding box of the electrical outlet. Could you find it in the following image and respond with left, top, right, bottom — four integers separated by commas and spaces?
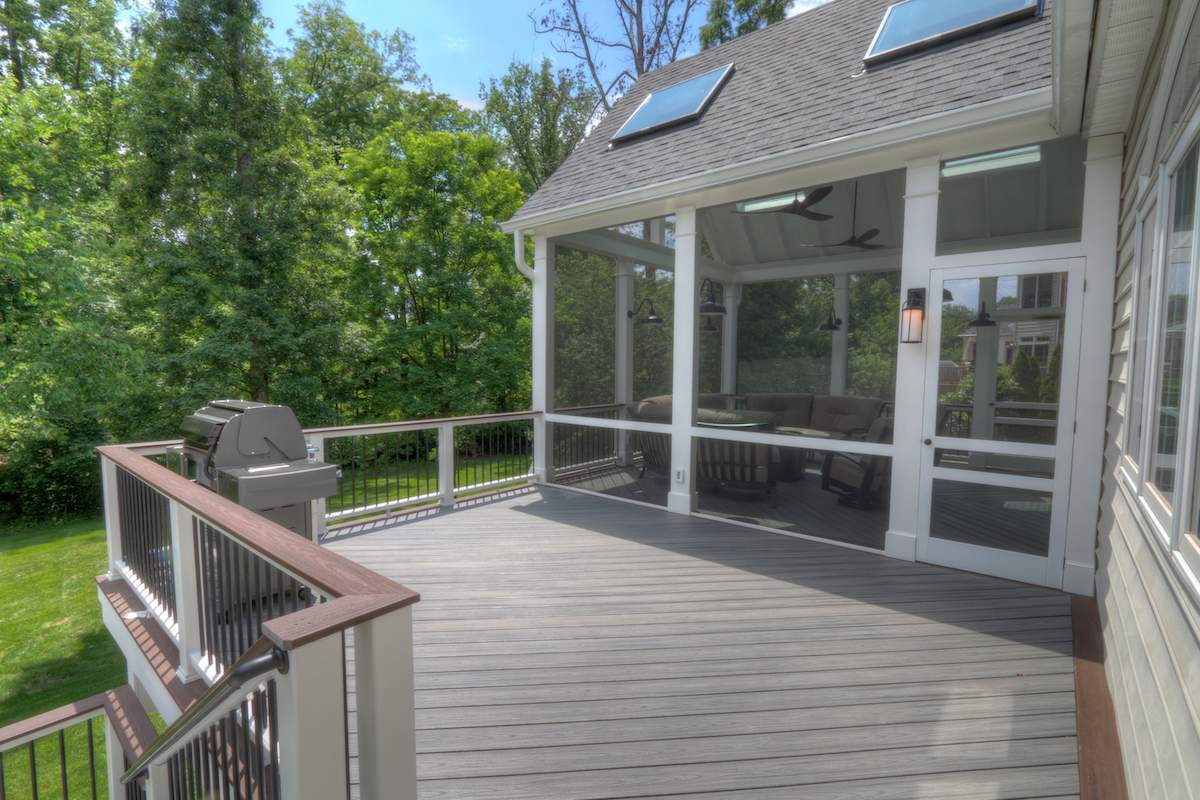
674, 469, 686, 484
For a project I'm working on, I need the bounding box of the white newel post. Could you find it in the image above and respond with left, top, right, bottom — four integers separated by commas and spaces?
439, 423, 456, 507
101, 455, 122, 578
615, 261, 635, 465
1063, 133, 1122, 596
168, 499, 202, 682
668, 207, 699, 514
275, 634, 349, 800
887, 157, 941, 560
532, 236, 556, 483
103, 716, 127, 799
307, 434, 327, 542
354, 607, 418, 800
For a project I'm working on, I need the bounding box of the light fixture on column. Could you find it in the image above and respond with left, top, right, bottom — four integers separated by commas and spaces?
900, 288, 926, 343
627, 298, 664, 325
968, 300, 997, 328
698, 278, 727, 315
701, 318, 721, 334
818, 313, 842, 332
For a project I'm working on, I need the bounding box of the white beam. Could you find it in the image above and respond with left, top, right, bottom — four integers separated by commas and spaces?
615, 262, 635, 465
1063, 134, 1122, 595
275, 635, 349, 800
531, 237, 555, 483
734, 250, 902, 283
668, 207, 699, 514
887, 158, 940, 561
354, 607, 418, 800
720, 284, 740, 395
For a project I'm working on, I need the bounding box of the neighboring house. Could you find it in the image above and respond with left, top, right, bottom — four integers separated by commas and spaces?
3, 1, 1199, 798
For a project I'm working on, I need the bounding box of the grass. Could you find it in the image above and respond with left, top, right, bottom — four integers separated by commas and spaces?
0, 515, 125, 797
328, 453, 533, 515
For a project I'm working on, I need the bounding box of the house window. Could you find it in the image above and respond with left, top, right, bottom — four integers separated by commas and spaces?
1148, 143, 1197, 507
1125, 194, 1158, 471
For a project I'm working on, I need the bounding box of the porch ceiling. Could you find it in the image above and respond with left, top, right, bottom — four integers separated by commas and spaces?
328, 487, 1080, 800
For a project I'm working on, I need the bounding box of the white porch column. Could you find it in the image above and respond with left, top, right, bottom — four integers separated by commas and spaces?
720, 283, 740, 396
354, 607, 418, 800
668, 207, 699, 514
168, 500, 202, 682
101, 455, 122, 578
615, 261, 635, 465
306, 435, 327, 542
831, 273, 850, 395
103, 716, 127, 799
532, 236, 556, 483
1063, 134, 1122, 596
275, 634, 349, 800
887, 157, 941, 560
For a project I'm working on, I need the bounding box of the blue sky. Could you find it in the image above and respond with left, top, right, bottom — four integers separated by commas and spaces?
256, 0, 832, 110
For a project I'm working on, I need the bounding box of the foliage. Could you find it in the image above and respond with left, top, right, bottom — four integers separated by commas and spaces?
0, 0, 535, 519
700, 0, 790, 48
1010, 349, 1042, 401
481, 58, 598, 193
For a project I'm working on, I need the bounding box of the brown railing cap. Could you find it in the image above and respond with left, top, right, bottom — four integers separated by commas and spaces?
96, 445, 419, 604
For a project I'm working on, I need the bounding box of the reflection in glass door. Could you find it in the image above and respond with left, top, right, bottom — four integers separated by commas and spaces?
917, 259, 1084, 587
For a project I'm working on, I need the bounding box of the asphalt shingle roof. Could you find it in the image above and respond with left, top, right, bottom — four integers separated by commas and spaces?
511, 0, 1053, 224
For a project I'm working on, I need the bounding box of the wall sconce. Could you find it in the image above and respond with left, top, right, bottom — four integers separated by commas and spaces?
900, 288, 926, 343
628, 298, 664, 325
698, 278, 727, 315
701, 318, 721, 335
818, 313, 842, 332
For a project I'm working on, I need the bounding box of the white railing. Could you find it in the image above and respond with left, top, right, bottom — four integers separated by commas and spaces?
97, 445, 421, 800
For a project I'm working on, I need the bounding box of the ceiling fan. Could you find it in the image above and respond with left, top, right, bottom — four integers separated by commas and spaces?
833, 181, 884, 250
735, 185, 833, 221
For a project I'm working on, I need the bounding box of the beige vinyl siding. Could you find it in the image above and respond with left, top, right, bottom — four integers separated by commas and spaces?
1098, 1, 1200, 797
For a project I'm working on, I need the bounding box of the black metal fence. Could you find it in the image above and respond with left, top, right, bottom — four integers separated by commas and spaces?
0, 716, 103, 800
193, 521, 320, 673
323, 429, 441, 518
162, 681, 280, 800
453, 419, 534, 492
117, 466, 177, 623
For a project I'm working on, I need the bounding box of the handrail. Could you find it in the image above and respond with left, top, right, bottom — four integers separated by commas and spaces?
304, 409, 539, 437
121, 638, 286, 782
97, 445, 418, 602
0, 685, 157, 762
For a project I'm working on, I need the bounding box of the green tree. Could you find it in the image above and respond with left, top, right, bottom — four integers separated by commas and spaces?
481, 58, 597, 193
280, 0, 422, 154
345, 122, 528, 418
1010, 349, 1042, 402
700, 0, 789, 49
118, 0, 352, 431
1040, 344, 1062, 403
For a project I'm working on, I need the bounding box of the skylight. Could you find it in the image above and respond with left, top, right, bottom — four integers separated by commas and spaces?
611, 64, 733, 144
864, 0, 1040, 65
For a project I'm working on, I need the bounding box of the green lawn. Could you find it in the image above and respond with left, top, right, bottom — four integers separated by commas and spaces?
0, 515, 126, 797
328, 453, 533, 515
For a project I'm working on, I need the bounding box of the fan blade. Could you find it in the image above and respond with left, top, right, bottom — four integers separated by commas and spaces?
801, 185, 832, 206
796, 209, 833, 221
858, 228, 881, 242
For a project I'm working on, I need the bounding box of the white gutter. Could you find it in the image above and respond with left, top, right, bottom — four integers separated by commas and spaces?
512, 229, 534, 279
501, 86, 1053, 234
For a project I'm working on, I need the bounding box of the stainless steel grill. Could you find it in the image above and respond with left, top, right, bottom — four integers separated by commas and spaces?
180, 400, 336, 540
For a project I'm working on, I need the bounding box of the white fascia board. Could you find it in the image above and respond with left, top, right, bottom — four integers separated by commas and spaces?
503, 87, 1054, 237
1051, 0, 1094, 136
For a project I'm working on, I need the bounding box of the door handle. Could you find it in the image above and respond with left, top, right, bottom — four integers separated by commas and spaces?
923, 438, 932, 445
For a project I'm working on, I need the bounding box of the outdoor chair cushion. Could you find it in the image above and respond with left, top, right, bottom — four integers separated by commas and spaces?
744, 393, 814, 427
810, 395, 883, 436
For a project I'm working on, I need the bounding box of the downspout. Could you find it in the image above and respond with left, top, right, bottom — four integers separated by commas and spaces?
513, 230, 534, 280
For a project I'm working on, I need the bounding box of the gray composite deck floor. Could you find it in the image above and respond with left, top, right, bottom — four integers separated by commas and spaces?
327, 485, 1079, 800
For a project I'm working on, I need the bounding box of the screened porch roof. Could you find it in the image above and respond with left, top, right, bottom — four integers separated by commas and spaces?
509, 0, 1053, 229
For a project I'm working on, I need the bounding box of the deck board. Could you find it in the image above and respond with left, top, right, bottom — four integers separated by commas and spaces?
327, 486, 1079, 800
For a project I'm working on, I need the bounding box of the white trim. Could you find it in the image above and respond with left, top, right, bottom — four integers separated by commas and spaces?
1062, 558, 1096, 596
929, 466, 1054, 493
544, 412, 669, 435
116, 560, 180, 643
931, 241, 1085, 269
693, 423, 894, 457
503, 88, 1054, 235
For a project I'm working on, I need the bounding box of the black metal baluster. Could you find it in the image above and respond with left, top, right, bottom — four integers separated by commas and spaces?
220, 535, 235, 669
86, 719, 96, 800
252, 691, 265, 797
239, 700, 252, 800
220, 717, 232, 800
58, 730, 67, 799
28, 740, 38, 800
251, 555, 263, 643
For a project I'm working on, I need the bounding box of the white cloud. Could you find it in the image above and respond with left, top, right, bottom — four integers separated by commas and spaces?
787, 0, 834, 16
442, 35, 470, 54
